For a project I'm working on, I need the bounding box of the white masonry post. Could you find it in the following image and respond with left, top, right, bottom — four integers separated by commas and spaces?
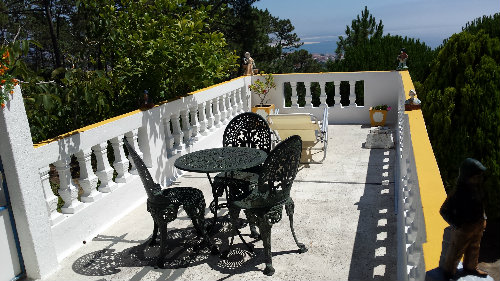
0, 85, 58, 279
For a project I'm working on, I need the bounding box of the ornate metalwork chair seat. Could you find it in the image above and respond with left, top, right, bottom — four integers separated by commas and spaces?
227, 135, 308, 276
211, 112, 272, 225
124, 139, 214, 268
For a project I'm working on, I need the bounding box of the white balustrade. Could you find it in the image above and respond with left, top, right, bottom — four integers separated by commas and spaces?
39, 166, 64, 225
349, 80, 356, 106
75, 148, 102, 202
110, 136, 132, 183
92, 142, 117, 193
205, 100, 215, 130
225, 92, 233, 118
171, 111, 184, 149
305, 82, 312, 108
319, 82, 327, 108
241, 86, 250, 112
290, 82, 298, 108
219, 95, 227, 124
54, 157, 84, 214
236, 88, 243, 113
162, 115, 176, 156
232, 89, 239, 115
124, 129, 143, 173
212, 97, 221, 127
198, 102, 207, 135
334, 81, 341, 106
180, 109, 192, 144
190, 106, 199, 138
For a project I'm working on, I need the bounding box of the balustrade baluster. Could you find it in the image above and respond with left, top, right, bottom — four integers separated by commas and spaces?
76, 148, 102, 202
235, 88, 243, 113
225, 92, 233, 119
162, 116, 176, 156
110, 136, 132, 183
219, 95, 227, 124
241, 86, 250, 112
92, 142, 117, 192
54, 157, 84, 214
334, 81, 341, 106
125, 129, 143, 173
171, 112, 184, 149
39, 166, 64, 225
205, 100, 215, 130
198, 102, 207, 135
180, 109, 192, 144
305, 82, 313, 108
290, 82, 298, 108
212, 98, 221, 127
190, 106, 199, 138
349, 80, 356, 106
319, 82, 327, 108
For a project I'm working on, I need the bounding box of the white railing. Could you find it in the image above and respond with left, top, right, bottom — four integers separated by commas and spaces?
29, 76, 252, 260
253, 72, 403, 125
395, 82, 426, 281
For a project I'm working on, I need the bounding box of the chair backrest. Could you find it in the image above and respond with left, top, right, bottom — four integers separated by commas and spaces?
123, 138, 161, 199
267, 113, 320, 142
223, 112, 272, 153
258, 135, 302, 199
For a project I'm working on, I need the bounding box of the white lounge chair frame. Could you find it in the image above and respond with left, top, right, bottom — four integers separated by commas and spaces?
267, 108, 328, 163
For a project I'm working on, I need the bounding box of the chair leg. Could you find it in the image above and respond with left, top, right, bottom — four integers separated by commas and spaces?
155, 222, 169, 269
149, 222, 159, 246
257, 216, 275, 276
185, 204, 219, 255
285, 200, 307, 253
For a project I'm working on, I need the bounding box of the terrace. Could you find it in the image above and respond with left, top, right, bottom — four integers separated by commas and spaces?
0, 71, 486, 280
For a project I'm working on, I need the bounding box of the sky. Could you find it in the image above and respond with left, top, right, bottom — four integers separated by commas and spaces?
253, 0, 500, 53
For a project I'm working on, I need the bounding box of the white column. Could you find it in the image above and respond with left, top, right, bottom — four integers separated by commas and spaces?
319, 82, 327, 109
205, 100, 214, 131
349, 80, 356, 106
39, 166, 64, 225
124, 129, 142, 174
236, 88, 243, 113
180, 109, 192, 144
219, 95, 227, 124
334, 81, 341, 106
171, 111, 184, 150
305, 82, 313, 108
241, 86, 250, 112
198, 102, 207, 135
212, 98, 221, 128
190, 106, 199, 138
75, 148, 102, 202
0, 84, 58, 279
91, 142, 117, 192
231, 90, 238, 116
54, 157, 84, 214
290, 82, 298, 108
110, 136, 132, 183
162, 116, 176, 156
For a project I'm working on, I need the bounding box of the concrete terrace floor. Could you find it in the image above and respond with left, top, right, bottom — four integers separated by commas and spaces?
41, 125, 399, 281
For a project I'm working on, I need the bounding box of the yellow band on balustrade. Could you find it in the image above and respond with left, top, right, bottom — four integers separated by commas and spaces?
400, 70, 448, 271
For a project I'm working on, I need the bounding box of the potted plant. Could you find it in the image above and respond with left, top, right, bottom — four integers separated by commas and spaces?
249, 73, 276, 117
369, 104, 391, 127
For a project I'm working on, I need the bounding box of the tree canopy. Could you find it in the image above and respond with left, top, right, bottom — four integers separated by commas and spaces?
417, 13, 500, 218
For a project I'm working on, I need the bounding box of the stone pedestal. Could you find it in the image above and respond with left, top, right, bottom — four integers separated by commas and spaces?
365, 126, 394, 149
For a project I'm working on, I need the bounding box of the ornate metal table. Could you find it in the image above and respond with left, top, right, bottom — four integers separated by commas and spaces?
174, 147, 267, 229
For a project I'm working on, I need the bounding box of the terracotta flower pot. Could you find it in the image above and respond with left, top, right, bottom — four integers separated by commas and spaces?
369, 109, 387, 127
251, 104, 275, 118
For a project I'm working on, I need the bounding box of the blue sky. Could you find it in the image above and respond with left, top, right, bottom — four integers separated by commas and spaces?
253, 0, 499, 51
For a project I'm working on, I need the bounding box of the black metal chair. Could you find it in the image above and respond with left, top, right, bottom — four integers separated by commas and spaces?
124, 138, 215, 268
210, 112, 272, 233
227, 135, 307, 276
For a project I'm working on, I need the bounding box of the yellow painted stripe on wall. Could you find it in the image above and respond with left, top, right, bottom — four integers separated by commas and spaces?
400, 70, 448, 271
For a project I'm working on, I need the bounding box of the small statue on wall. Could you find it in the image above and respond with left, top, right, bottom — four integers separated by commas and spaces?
243, 52, 256, 76
397, 48, 408, 70
404, 89, 421, 110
